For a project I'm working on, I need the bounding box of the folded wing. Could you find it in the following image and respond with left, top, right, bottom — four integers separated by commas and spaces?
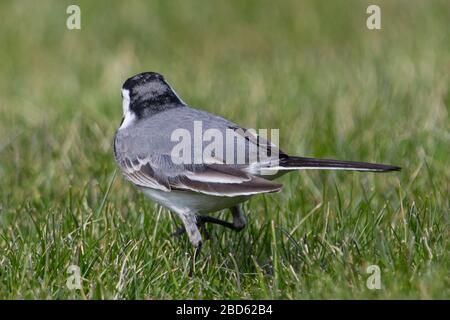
117, 154, 282, 197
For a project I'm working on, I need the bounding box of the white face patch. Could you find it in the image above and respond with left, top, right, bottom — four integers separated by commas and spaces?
119, 89, 136, 130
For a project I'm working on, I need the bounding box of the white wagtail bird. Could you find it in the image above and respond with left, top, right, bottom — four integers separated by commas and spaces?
113, 72, 400, 255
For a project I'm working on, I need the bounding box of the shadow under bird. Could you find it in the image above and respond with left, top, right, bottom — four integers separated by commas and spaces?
113, 72, 400, 255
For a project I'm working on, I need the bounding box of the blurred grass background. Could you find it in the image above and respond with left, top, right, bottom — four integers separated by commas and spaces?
0, 0, 448, 299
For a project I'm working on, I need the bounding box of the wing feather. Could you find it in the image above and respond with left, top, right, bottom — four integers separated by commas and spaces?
117, 154, 282, 196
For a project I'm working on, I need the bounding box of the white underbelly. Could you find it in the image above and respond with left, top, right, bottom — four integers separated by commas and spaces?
139, 187, 249, 214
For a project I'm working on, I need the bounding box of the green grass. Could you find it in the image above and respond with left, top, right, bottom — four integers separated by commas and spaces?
0, 0, 449, 299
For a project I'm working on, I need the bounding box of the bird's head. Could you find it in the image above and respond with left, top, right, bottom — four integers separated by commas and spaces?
121, 72, 185, 121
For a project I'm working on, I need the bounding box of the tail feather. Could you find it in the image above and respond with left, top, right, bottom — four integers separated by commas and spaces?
277, 156, 401, 172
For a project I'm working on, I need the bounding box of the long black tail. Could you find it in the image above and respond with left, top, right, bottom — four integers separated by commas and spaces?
278, 156, 401, 172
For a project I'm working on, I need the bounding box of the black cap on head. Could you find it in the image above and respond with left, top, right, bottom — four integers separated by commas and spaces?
122, 72, 164, 92
122, 72, 185, 118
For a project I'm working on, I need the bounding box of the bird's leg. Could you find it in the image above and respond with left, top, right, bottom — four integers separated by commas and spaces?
172, 213, 203, 276
177, 214, 203, 276
230, 205, 247, 231
172, 216, 209, 239
178, 213, 203, 250
173, 205, 247, 237
196, 208, 246, 231
198, 222, 210, 240
189, 239, 203, 277
172, 226, 187, 237
197, 205, 248, 231
197, 215, 235, 229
